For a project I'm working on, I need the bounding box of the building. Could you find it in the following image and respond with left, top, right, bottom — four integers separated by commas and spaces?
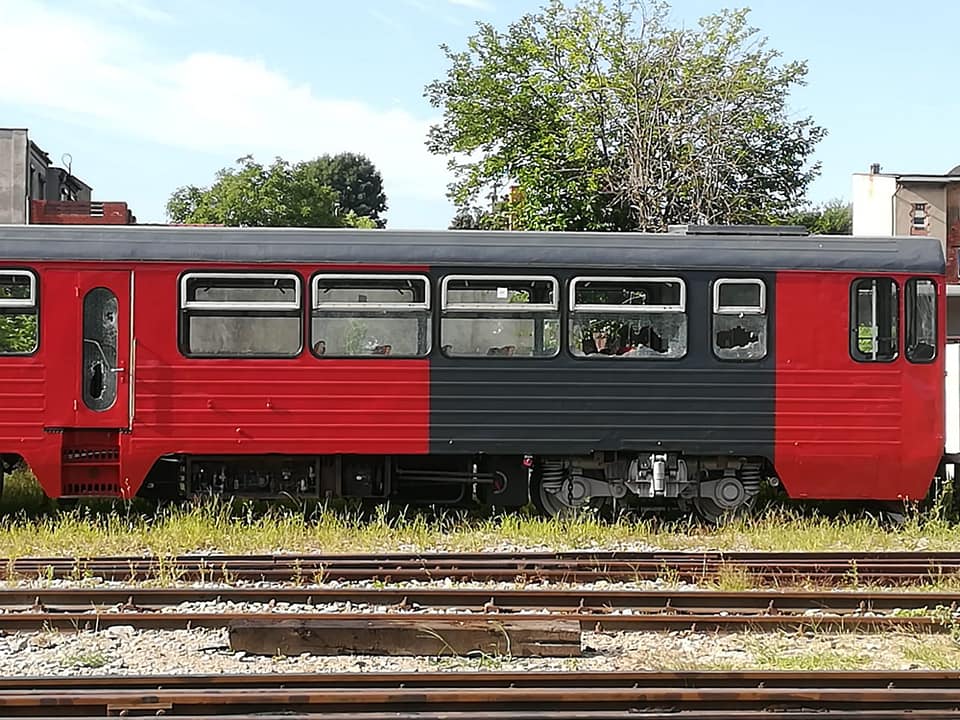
852, 163, 960, 338
0, 128, 135, 225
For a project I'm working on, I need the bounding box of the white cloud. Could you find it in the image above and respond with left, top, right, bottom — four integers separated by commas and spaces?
446, 0, 493, 10
88, 0, 174, 24
0, 1, 451, 211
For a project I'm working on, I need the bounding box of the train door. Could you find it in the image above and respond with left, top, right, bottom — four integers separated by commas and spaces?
44, 270, 132, 430
78, 274, 131, 428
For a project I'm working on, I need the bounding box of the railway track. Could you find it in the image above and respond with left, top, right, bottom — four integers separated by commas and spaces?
1, 670, 959, 717
0, 586, 955, 633
5, 550, 960, 584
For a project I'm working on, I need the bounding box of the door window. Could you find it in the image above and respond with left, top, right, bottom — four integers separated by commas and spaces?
82, 287, 119, 411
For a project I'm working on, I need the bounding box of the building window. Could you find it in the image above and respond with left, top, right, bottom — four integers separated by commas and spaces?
712, 279, 767, 360
0, 271, 38, 355
440, 275, 559, 357
311, 274, 430, 357
180, 272, 302, 357
912, 202, 928, 232
569, 276, 687, 358
850, 278, 898, 362
905, 278, 936, 363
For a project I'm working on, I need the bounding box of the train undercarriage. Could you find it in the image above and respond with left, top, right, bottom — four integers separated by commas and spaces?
140, 451, 777, 522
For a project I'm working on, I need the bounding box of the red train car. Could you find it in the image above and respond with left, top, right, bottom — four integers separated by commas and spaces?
0, 224, 945, 520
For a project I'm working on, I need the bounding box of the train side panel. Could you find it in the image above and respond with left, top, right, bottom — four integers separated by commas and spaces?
122, 264, 430, 495
774, 271, 943, 501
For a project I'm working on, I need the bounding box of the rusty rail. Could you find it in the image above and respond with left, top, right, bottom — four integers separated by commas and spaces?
1, 671, 960, 717
0, 586, 956, 633
4, 550, 960, 584
1, 586, 957, 613
0, 609, 946, 633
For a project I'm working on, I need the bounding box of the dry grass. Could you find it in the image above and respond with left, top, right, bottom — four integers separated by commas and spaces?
2, 468, 960, 559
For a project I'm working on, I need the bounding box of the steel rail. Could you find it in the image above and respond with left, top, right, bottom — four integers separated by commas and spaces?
2, 671, 960, 717
5, 550, 960, 584
2, 586, 958, 615
0, 609, 945, 633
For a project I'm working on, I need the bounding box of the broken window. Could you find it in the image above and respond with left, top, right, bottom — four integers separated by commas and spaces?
569, 277, 687, 359
712, 279, 767, 361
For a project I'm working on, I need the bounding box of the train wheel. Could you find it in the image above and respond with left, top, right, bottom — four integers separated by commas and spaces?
531, 473, 610, 518
690, 494, 757, 525
532, 475, 575, 517
687, 467, 761, 525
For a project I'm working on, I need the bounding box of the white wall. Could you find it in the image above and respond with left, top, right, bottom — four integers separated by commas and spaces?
852, 173, 897, 236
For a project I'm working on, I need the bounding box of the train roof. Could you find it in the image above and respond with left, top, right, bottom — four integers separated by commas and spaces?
0, 225, 944, 274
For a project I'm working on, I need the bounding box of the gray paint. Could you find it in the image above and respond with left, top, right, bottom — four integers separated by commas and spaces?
429, 268, 778, 456
0, 131, 29, 225
0, 225, 944, 274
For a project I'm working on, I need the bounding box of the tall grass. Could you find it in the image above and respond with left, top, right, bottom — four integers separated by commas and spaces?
2, 468, 960, 559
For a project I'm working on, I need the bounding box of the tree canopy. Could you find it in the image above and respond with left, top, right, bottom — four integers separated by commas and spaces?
785, 198, 852, 235
299, 153, 388, 228
427, 0, 826, 232
166, 155, 383, 228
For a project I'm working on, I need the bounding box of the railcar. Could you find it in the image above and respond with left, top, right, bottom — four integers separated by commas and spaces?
0, 223, 945, 520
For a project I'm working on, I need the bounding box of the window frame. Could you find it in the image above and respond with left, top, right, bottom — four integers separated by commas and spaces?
178, 270, 304, 359
440, 274, 561, 359
180, 272, 302, 311
0, 268, 39, 357
710, 278, 768, 362
441, 274, 559, 312
712, 278, 766, 315
569, 275, 686, 314
849, 277, 899, 363
905, 276, 937, 364
567, 275, 688, 360
310, 273, 432, 358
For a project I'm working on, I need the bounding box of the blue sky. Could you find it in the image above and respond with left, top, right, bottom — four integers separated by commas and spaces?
1, 0, 958, 228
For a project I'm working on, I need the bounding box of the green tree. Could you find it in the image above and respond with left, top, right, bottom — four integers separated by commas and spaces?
300, 153, 388, 228
426, 0, 825, 231
784, 198, 852, 235
166, 155, 377, 228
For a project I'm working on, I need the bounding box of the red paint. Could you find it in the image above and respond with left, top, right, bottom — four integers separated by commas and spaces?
30, 200, 134, 225
774, 271, 944, 501
124, 264, 429, 497
0, 258, 946, 503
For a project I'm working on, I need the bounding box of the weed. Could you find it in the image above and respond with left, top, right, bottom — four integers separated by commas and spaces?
5, 471, 960, 559
62, 649, 110, 669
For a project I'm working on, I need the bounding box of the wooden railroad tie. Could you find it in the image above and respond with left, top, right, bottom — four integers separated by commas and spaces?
227, 617, 582, 658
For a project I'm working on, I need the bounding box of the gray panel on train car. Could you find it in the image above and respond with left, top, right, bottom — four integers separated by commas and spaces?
0, 226, 944, 274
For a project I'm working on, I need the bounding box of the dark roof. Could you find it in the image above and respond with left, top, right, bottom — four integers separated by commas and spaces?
0, 225, 944, 274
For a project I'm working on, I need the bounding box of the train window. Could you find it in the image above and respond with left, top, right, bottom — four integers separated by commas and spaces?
440, 275, 559, 357
850, 278, 898, 362
0, 270, 38, 355
82, 287, 119, 411
311, 274, 431, 357
712, 279, 767, 361
905, 278, 936, 363
180, 273, 302, 357
569, 277, 687, 359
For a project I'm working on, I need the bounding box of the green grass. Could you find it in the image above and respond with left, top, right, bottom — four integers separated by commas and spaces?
4, 468, 960, 559
61, 649, 111, 669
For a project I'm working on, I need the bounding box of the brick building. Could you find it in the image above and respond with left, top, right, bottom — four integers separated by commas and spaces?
0, 128, 135, 225
852, 163, 960, 337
